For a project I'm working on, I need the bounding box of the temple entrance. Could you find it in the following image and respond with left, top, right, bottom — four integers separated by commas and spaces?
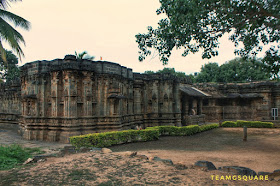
179, 85, 209, 125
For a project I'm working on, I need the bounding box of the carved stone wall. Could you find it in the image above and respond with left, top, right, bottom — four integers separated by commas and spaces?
0, 79, 21, 130
17, 56, 190, 142
194, 82, 280, 122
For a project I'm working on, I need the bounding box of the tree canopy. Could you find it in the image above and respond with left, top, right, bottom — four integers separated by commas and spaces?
0, 0, 30, 61
0, 50, 19, 81
136, 0, 280, 77
144, 67, 188, 78
195, 58, 270, 83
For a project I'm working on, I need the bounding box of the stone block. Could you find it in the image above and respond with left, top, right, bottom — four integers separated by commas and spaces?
194, 160, 217, 170
218, 166, 257, 176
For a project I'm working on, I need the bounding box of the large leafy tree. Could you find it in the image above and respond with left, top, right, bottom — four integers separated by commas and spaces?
0, 49, 19, 81
195, 62, 220, 83
0, 0, 30, 61
196, 58, 270, 83
136, 0, 280, 77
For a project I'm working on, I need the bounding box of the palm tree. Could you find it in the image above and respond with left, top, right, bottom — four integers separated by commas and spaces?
0, 0, 30, 62
75, 51, 95, 60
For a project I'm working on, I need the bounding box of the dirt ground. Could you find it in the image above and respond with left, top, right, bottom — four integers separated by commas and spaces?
110, 128, 280, 173
0, 128, 280, 185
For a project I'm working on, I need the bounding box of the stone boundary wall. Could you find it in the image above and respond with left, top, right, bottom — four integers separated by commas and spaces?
0, 79, 21, 130
194, 82, 280, 122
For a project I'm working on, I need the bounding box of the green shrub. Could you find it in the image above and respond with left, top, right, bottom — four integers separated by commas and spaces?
0, 144, 42, 170
221, 121, 237, 127
70, 123, 220, 149
154, 125, 201, 136
221, 120, 274, 128
70, 129, 160, 149
200, 123, 219, 132
236, 120, 274, 128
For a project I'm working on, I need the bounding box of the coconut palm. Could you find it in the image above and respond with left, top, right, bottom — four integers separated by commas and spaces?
0, 0, 30, 62
75, 51, 95, 60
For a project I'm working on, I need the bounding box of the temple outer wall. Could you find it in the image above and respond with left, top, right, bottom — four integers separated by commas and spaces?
18, 56, 189, 143
194, 82, 280, 122
0, 79, 21, 131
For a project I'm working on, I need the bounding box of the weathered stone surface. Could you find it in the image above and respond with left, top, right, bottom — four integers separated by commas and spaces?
194, 82, 280, 122
123, 151, 137, 157
258, 171, 271, 175
274, 169, 280, 173
268, 171, 280, 181
101, 148, 112, 153
90, 147, 102, 152
174, 162, 188, 170
23, 158, 34, 165
136, 155, 149, 160
59, 146, 77, 156
194, 160, 217, 170
153, 156, 173, 165
218, 166, 257, 176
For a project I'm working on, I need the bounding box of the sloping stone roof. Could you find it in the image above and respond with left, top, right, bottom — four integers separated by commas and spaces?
179, 85, 210, 97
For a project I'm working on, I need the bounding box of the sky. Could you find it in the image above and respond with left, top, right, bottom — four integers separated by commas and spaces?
5, 0, 255, 74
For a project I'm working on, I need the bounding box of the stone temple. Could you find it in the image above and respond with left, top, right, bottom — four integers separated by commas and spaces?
0, 55, 279, 142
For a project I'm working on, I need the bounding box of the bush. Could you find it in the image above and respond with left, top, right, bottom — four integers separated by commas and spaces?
70, 129, 160, 149
221, 120, 274, 128
221, 121, 237, 127
236, 120, 274, 128
155, 125, 201, 136
0, 144, 42, 170
200, 123, 219, 131
71, 124, 220, 149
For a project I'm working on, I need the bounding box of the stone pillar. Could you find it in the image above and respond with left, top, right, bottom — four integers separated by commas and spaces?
128, 85, 133, 114
109, 99, 114, 115
197, 98, 202, 115
152, 81, 159, 113
63, 71, 70, 117
174, 83, 181, 113
33, 75, 40, 117
51, 72, 59, 117
69, 72, 77, 118
83, 72, 92, 116
174, 82, 181, 126
104, 79, 109, 116
40, 79, 47, 117
134, 87, 141, 114
96, 78, 103, 116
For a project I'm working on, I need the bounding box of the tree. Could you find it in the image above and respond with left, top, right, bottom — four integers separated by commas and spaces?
195, 62, 220, 83
195, 58, 270, 83
0, 0, 30, 62
74, 51, 95, 60
144, 67, 188, 78
136, 0, 280, 76
0, 49, 20, 81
